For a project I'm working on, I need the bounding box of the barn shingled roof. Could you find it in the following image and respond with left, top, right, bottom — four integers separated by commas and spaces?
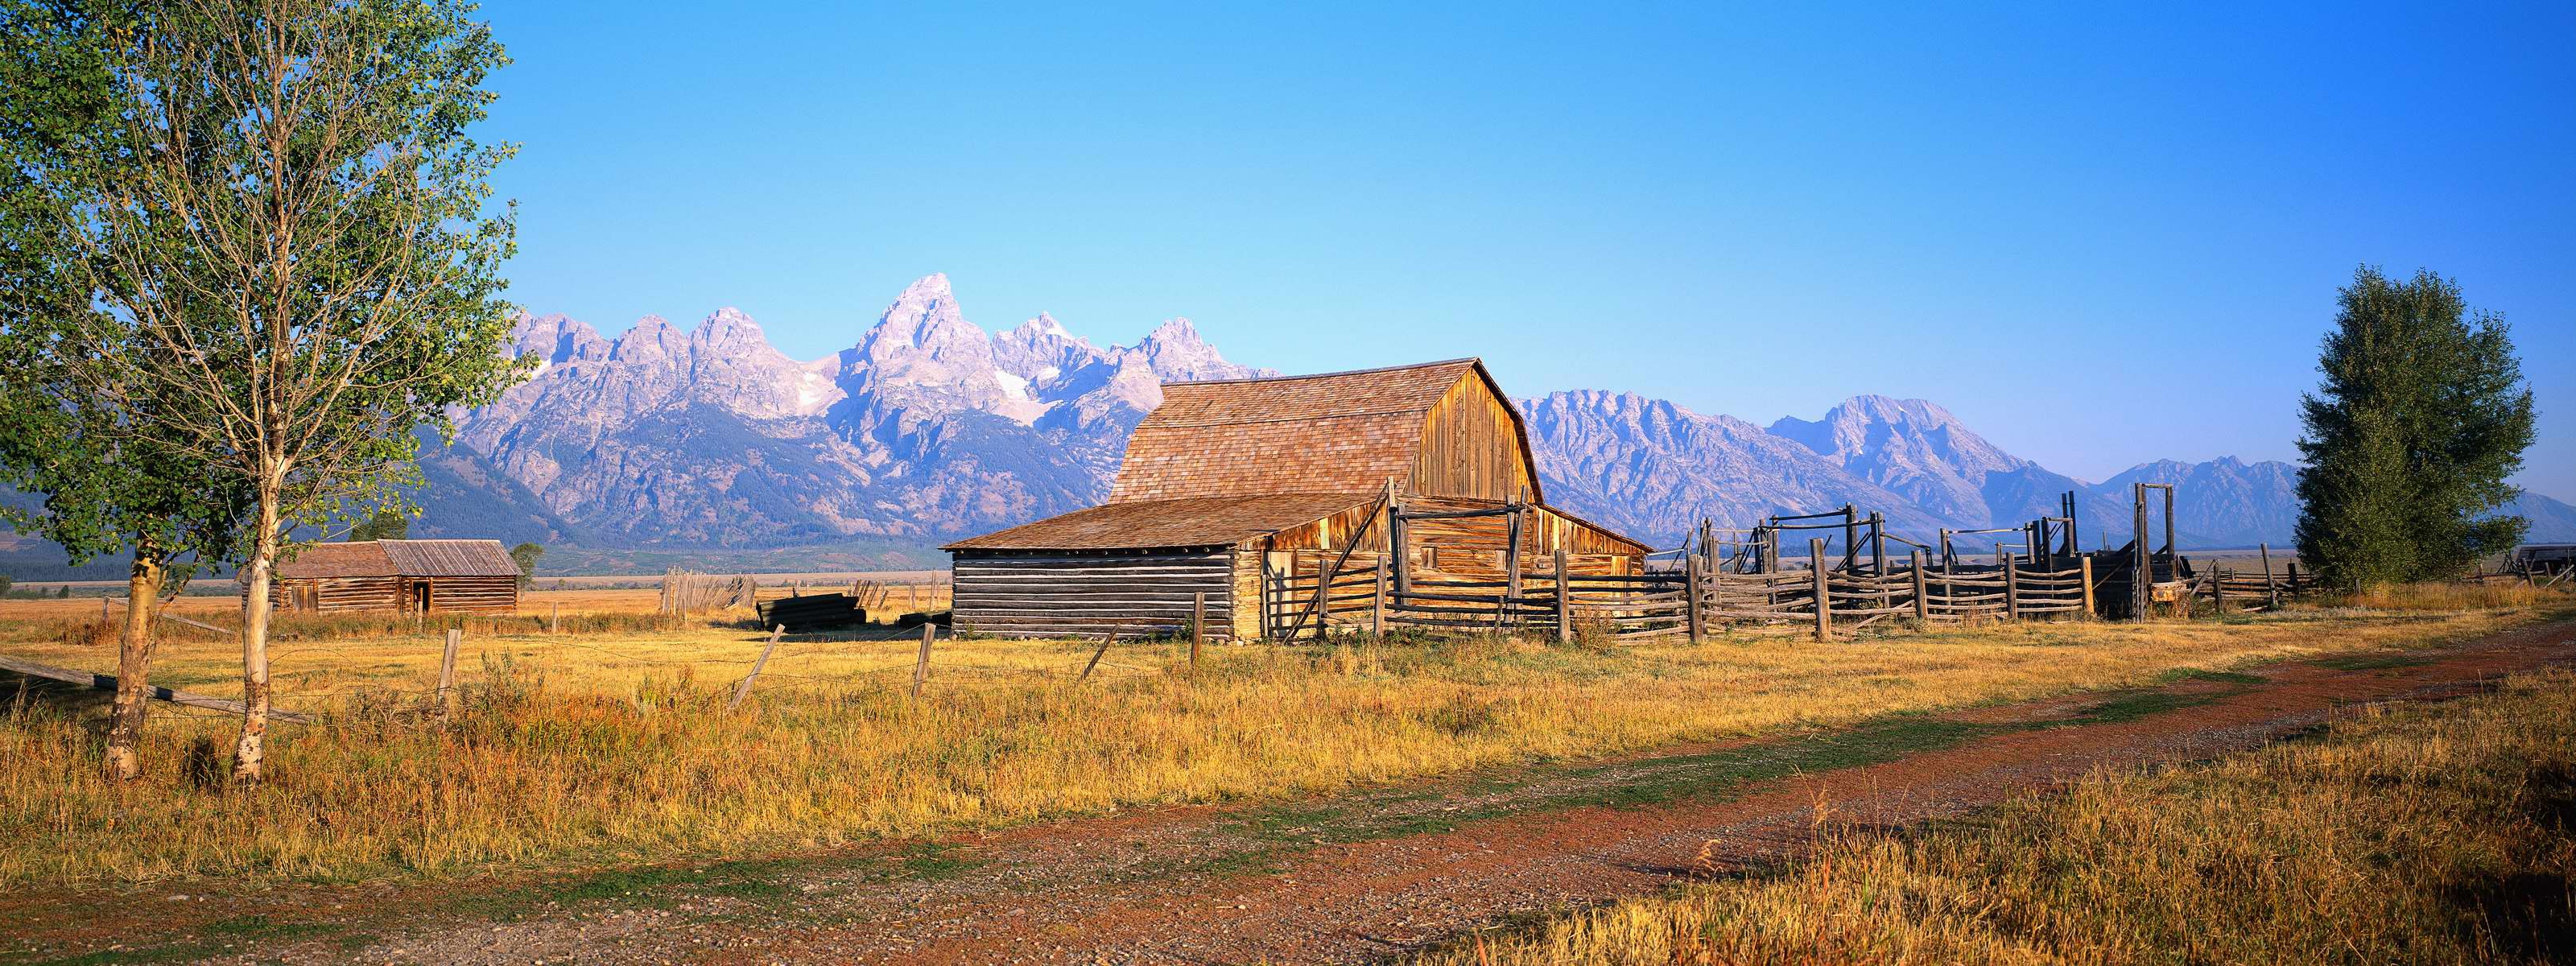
1108, 358, 1534, 503
275, 541, 397, 578
943, 493, 1377, 551
943, 358, 1590, 553
276, 539, 518, 579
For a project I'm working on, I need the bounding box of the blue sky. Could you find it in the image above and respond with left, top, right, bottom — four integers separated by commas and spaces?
478, 2, 2574, 498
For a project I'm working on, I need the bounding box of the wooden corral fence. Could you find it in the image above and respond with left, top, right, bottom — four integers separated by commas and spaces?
2191, 543, 2315, 613
1247, 485, 2324, 643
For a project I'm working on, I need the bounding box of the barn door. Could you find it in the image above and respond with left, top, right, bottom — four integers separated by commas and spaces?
410, 580, 433, 613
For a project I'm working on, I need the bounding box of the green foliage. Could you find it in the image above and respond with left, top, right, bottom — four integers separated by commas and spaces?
349, 509, 411, 543
0, 0, 254, 582
509, 541, 543, 588
6, 0, 530, 549
2297, 267, 2537, 588
0, 574, 11, 597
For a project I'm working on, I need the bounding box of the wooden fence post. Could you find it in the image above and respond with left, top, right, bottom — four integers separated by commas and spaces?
1684, 555, 1704, 644
438, 628, 461, 713
911, 622, 935, 698
2079, 555, 2097, 619
2132, 483, 2152, 622
2003, 552, 2020, 620
729, 625, 786, 711
2211, 564, 2228, 614
1191, 592, 1205, 671
2259, 543, 2279, 609
1313, 554, 1332, 640
1554, 548, 1571, 644
2285, 562, 2300, 596
1810, 538, 1831, 642
1909, 550, 1929, 623
1078, 634, 1113, 682
1372, 553, 1387, 636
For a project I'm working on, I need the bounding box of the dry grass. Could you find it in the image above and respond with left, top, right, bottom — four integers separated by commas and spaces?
1414, 668, 2576, 966
2330, 580, 2566, 612
0, 600, 2562, 891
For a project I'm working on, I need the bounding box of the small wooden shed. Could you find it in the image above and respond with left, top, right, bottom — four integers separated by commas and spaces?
945, 358, 1649, 639
266, 539, 521, 614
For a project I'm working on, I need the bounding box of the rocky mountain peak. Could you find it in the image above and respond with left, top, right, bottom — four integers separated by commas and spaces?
861, 274, 988, 360
1130, 317, 1266, 383
692, 307, 768, 349
992, 312, 1101, 385
510, 312, 611, 367
609, 315, 692, 365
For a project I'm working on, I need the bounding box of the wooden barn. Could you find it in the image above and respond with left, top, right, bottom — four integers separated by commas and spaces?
944, 358, 1649, 640
266, 539, 521, 615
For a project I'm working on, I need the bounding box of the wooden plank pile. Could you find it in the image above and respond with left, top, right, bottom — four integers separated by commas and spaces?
754, 592, 866, 632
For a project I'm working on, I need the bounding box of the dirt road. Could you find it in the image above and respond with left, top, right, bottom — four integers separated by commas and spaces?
7, 618, 2570, 965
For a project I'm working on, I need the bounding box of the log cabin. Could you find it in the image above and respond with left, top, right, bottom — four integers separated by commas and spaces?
264, 539, 522, 614
944, 358, 1649, 640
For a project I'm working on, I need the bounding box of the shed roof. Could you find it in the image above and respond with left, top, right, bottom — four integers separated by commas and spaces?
1109, 358, 1510, 503
275, 541, 394, 578
277, 539, 519, 579
943, 493, 1377, 551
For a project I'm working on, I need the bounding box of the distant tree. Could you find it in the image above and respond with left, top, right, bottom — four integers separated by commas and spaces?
349, 510, 411, 543
10, 0, 527, 782
55, 584, 70, 598
2296, 267, 2536, 588
0, 575, 11, 597
509, 542, 544, 588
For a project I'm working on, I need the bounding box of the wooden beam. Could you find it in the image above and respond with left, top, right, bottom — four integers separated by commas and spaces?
2003, 551, 2020, 620
911, 622, 935, 698
1554, 547, 1572, 643
1684, 555, 1703, 644
1810, 538, 1831, 642
0, 654, 312, 723
2260, 542, 2278, 609
1372, 555, 1386, 636
1910, 550, 1929, 622
729, 625, 786, 711
2132, 483, 2151, 622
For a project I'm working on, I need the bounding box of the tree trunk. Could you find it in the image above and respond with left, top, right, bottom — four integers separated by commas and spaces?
232, 489, 280, 783
104, 550, 164, 782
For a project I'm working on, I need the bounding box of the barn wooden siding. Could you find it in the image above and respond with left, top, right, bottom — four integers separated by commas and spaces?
953, 551, 1236, 639
943, 358, 1653, 641
1411, 374, 1538, 502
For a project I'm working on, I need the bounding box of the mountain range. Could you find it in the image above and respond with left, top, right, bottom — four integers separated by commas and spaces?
6, 273, 2571, 578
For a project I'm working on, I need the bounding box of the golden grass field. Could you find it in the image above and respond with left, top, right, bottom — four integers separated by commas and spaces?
0, 587, 2566, 892
1416, 666, 2576, 966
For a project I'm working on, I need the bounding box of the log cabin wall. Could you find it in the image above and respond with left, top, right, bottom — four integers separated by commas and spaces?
296, 576, 400, 613
276, 575, 519, 614
955, 550, 1236, 639
423, 576, 520, 614
1228, 548, 1266, 640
